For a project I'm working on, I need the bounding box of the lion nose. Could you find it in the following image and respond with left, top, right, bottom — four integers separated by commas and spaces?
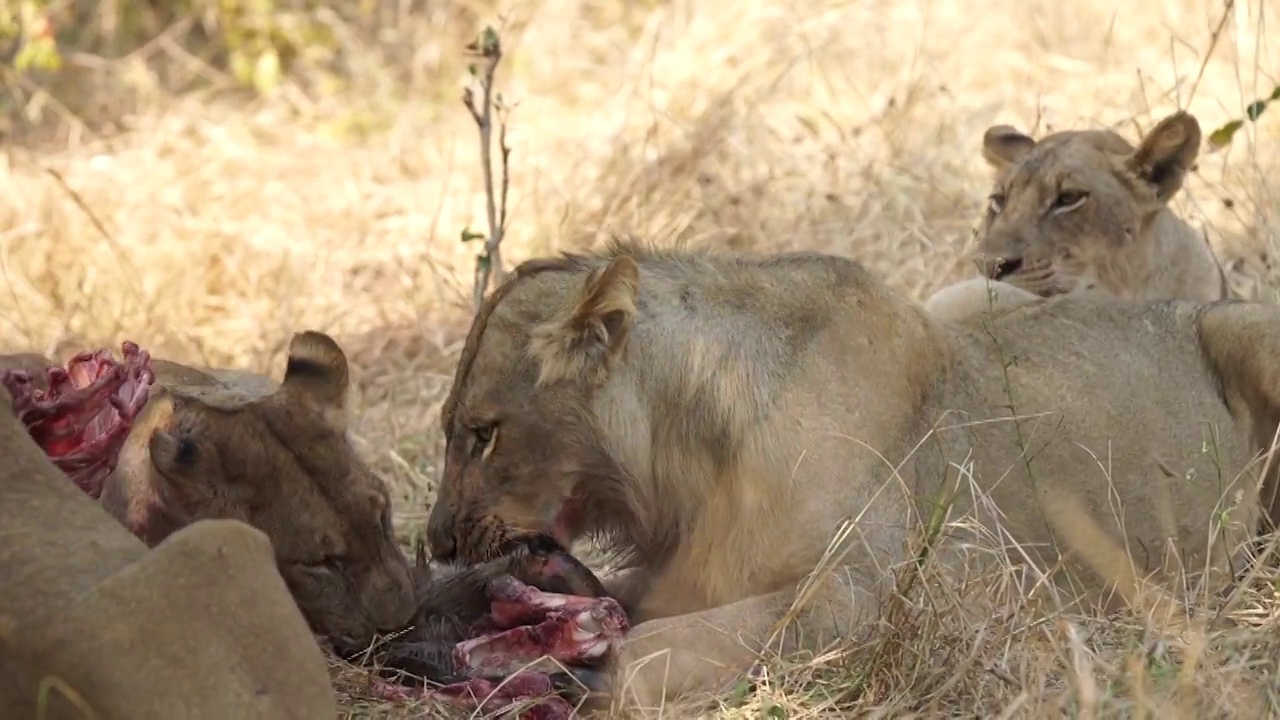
433, 536, 457, 562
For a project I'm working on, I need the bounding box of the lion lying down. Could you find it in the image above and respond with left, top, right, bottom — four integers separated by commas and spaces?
3, 336, 625, 717
424, 241, 1280, 712
927, 110, 1230, 323
1, 332, 420, 647
0, 369, 338, 718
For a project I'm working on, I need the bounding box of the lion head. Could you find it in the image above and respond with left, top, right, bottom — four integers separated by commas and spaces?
100, 331, 419, 644
425, 255, 642, 567
973, 110, 1225, 301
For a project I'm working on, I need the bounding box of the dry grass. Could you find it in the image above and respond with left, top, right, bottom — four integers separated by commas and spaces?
2, 0, 1279, 716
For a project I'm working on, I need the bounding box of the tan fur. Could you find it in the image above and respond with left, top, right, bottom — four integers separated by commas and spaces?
0, 385, 338, 718
427, 242, 1280, 712
925, 111, 1229, 322
4, 332, 420, 645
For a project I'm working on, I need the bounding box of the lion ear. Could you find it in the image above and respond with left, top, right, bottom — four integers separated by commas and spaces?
280, 330, 350, 429
1127, 110, 1201, 203
982, 125, 1036, 171
529, 255, 640, 386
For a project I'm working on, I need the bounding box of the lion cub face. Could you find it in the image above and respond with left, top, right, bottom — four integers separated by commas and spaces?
103, 331, 419, 644
426, 257, 640, 565
974, 111, 1202, 298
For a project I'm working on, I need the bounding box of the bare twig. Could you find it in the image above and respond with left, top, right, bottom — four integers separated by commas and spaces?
42, 168, 114, 247
41, 166, 142, 322
1184, 0, 1235, 107
461, 25, 513, 313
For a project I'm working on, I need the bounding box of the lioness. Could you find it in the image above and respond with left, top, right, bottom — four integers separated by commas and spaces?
425, 242, 1280, 711
0, 369, 338, 718
926, 111, 1229, 323
3, 331, 420, 645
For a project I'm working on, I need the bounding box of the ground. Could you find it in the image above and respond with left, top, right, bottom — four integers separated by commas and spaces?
1, 0, 1279, 717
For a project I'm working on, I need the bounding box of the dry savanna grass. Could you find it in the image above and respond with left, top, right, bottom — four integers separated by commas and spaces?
2, 0, 1279, 716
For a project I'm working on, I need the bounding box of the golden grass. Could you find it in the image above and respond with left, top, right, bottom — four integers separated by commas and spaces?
2, 0, 1279, 716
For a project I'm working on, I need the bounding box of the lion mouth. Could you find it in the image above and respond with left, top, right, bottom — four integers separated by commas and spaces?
997, 266, 1065, 299
2, 342, 155, 498
985, 257, 1023, 281
547, 496, 583, 550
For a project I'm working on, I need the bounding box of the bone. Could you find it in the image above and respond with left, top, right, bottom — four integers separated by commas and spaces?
351, 535, 627, 718
454, 576, 628, 676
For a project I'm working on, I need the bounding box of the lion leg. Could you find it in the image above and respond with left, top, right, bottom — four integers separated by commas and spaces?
596, 569, 886, 712
923, 277, 1041, 323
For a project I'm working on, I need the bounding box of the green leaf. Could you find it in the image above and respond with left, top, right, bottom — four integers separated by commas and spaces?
1208, 119, 1245, 150
764, 703, 789, 719
14, 36, 60, 72
724, 676, 754, 707
1206, 85, 1279, 151
252, 49, 282, 93
460, 227, 486, 243
229, 51, 255, 86
481, 26, 500, 55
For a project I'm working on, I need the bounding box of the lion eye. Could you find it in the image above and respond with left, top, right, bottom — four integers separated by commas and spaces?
469, 423, 498, 458
987, 193, 1006, 214
174, 437, 199, 464
1052, 190, 1088, 211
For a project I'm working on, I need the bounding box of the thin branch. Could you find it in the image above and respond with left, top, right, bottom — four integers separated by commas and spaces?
461, 26, 512, 313
1185, 0, 1235, 107
42, 166, 142, 320
497, 107, 511, 260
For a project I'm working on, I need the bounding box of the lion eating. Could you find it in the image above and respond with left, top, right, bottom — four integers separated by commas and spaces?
0, 351, 339, 718
425, 240, 1280, 713
355, 535, 628, 719
2, 341, 623, 719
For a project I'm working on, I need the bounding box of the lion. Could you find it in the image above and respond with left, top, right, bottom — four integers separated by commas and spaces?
0, 376, 338, 718
925, 111, 1229, 323
2, 331, 421, 646
423, 241, 1280, 712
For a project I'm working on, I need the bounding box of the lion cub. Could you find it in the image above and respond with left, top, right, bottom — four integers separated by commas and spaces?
926, 111, 1229, 322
